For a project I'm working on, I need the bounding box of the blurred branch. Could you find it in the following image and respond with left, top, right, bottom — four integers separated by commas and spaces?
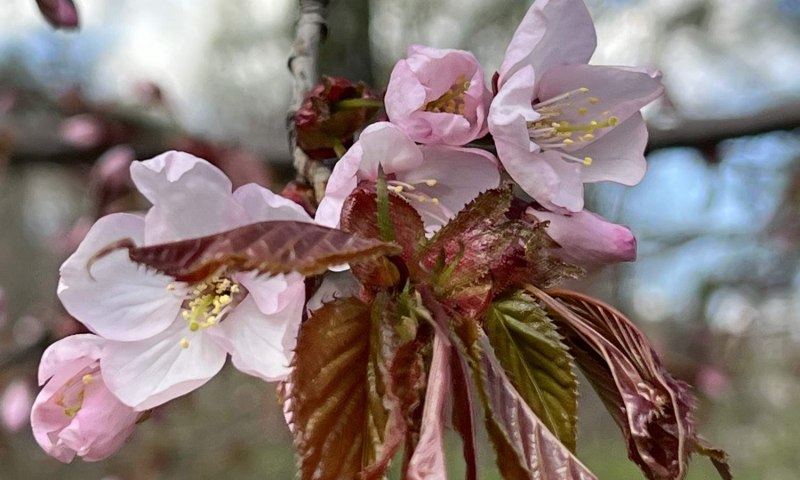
287, 0, 331, 203
647, 100, 800, 151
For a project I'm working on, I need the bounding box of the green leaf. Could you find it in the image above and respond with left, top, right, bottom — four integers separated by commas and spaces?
426, 289, 597, 480
454, 328, 598, 480
91, 220, 401, 282
289, 296, 406, 479
485, 292, 579, 451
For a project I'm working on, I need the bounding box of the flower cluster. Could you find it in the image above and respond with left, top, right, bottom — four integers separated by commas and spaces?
32, 151, 311, 461
32, 0, 673, 470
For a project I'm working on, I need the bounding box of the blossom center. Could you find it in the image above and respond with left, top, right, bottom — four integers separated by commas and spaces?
386, 177, 453, 225
54, 366, 97, 417
424, 74, 471, 114
527, 87, 618, 166
169, 275, 243, 349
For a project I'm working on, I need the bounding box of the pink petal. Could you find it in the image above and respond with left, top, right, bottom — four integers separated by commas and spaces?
101, 321, 227, 410
407, 334, 450, 479
58, 214, 181, 342
209, 280, 305, 381
315, 123, 422, 229
232, 184, 313, 224
402, 146, 500, 231
526, 207, 637, 266
488, 66, 540, 151
38, 334, 103, 385
540, 152, 585, 212
574, 112, 648, 186
499, 0, 596, 87
386, 46, 490, 145
358, 122, 423, 177
131, 151, 248, 244
536, 64, 663, 147
235, 272, 303, 316
314, 143, 363, 228
57, 377, 139, 462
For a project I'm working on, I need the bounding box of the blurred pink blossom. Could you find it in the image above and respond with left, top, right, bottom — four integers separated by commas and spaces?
525, 207, 637, 267
58, 152, 310, 410
385, 45, 491, 145
59, 114, 106, 149
1, 379, 33, 433
488, 0, 663, 212
30, 335, 139, 462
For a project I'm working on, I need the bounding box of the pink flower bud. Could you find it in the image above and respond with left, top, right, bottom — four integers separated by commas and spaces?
526, 207, 637, 267
385, 45, 491, 145
30, 335, 140, 462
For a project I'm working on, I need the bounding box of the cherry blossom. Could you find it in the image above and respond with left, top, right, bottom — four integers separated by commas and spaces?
315, 122, 500, 234
385, 45, 491, 145
58, 151, 310, 410
1, 379, 33, 433
488, 0, 663, 212
30, 335, 139, 463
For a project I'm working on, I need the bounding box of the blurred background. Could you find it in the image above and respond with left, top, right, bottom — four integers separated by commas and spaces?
1, 0, 799, 478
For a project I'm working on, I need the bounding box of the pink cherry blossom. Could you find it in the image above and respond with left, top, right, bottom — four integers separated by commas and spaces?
385, 45, 492, 145
315, 122, 500, 234
30, 335, 140, 463
525, 207, 636, 267
488, 0, 663, 212
1, 379, 33, 433
58, 151, 311, 410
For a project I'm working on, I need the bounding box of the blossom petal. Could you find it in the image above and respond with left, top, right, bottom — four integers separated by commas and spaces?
541, 151, 585, 212
536, 64, 663, 147
358, 122, 423, 177
306, 271, 361, 313
209, 280, 305, 381
526, 207, 637, 266
402, 146, 500, 231
57, 377, 139, 462
315, 123, 422, 229
235, 272, 303, 316
101, 321, 227, 410
314, 143, 362, 228
131, 151, 248, 244
574, 112, 648, 186
58, 214, 181, 342
499, 0, 596, 87
233, 183, 313, 223
38, 334, 103, 386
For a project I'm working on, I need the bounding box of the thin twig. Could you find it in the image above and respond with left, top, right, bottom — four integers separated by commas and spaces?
287, 0, 331, 203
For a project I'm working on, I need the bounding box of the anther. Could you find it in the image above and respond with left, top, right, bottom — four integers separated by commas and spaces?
180, 338, 190, 349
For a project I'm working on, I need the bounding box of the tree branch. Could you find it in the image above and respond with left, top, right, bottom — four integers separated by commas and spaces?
647, 100, 800, 152
287, 0, 331, 203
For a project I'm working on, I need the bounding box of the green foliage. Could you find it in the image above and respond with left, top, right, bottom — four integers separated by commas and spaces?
485, 292, 579, 451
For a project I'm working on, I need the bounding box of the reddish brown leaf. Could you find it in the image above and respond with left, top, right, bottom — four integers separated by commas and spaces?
341, 184, 424, 287
450, 336, 478, 480
90, 220, 401, 282
529, 287, 731, 480
290, 294, 425, 480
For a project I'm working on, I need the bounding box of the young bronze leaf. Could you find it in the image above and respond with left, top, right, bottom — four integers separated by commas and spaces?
289, 296, 403, 480
465, 334, 598, 480
485, 292, 579, 452
405, 333, 450, 480
91, 220, 401, 282
450, 346, 478, 480
529, 287, 731, 480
